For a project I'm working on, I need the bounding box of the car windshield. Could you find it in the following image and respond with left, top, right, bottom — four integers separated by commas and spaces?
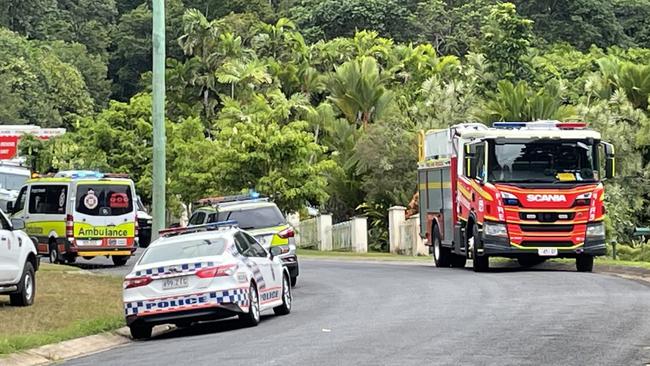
488, 140, 597, 183
139, 237, 227, 265
0, 172, 29, 191
214, 206, 285, 230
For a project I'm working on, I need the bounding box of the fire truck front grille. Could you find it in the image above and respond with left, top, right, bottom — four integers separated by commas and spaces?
519, 212, 575, 222
520, 241, 575, 248
519, 224, 574, 232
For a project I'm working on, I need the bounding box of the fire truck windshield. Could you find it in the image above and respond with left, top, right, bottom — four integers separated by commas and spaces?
487, 140, 598, 183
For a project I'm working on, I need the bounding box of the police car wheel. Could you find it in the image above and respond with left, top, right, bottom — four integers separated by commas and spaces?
239, 283, 260, 326
274, 274, 292, 316
290, 276, 298, 287
129, 324, 152, 340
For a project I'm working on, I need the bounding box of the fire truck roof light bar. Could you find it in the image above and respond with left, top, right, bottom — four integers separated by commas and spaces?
492, 121, 588, 130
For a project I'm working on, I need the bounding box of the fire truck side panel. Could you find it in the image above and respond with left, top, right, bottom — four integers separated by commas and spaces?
417, 164, 453, 244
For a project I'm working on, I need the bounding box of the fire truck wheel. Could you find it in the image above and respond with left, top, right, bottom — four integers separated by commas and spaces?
432, 226, 452, 268
576, 255, 594, 272
471, 225, 489, 272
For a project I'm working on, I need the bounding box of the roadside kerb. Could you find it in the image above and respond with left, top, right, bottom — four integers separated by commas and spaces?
0, 325, 174, 366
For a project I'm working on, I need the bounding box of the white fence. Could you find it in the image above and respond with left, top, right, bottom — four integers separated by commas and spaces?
294, 215, 367, 253
330, 217, 368, 253
389, 208, 428, 256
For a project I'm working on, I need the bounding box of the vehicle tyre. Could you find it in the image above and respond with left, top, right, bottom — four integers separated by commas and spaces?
450, 254, 467, 268
239, 283, 260, 327
471, 225, 489, 272
517, 256, 547, 267
82, 256, 94, 260
432, 225, 452, 268
290, 275, 298, 287
112, 256, 129, 266
10, 262, 35, 306
576, 255, 594, 272
49, 242, 61, 264
274, 273, 292, 316
129, 324, 152, 340
174, 321, 193, 328
64, 254, 77, 264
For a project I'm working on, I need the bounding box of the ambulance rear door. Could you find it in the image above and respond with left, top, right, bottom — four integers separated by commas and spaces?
72, 180, 137, 248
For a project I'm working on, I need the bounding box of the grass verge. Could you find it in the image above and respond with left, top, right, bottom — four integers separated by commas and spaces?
0, 264, 124, 355
297, 249, 431, 262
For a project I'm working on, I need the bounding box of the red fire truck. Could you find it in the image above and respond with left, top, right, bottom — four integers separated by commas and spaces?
417, 121, 615, 272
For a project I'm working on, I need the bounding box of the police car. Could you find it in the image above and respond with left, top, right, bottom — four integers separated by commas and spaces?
123, 222, 292, 339
190, 193, 300, 287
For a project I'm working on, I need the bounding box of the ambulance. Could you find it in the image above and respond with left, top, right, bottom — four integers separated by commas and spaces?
7, 170, 139, 266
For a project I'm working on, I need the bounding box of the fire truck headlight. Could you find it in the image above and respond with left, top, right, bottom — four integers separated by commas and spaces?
483, 222, 508, 238
586, 222, 605, 239
501, 192, 519, 206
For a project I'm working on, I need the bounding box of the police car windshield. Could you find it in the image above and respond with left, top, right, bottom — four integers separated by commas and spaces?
139, 238, 227, 265
488, 140, 597, 183
214, 206, 284, 230
75, 184, 134, 216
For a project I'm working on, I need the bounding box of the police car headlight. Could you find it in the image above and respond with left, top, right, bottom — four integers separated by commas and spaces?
586, 222, 605, 239
483, 222, 508, 238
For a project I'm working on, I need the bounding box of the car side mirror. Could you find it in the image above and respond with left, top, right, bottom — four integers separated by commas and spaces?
269, 246, 282, 259
6, 201, 13, 213
11, 218, 25, 230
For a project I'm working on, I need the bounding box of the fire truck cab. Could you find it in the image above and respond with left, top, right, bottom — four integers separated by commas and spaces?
417, 121, 615, 272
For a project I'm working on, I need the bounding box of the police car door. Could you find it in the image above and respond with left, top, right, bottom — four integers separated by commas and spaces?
238, 232, 281, 305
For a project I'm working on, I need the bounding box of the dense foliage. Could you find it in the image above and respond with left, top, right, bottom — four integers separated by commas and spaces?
4, 0, 650, 250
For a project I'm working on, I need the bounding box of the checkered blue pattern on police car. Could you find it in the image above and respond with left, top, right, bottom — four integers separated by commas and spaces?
124, 287, 249, 316
132, 262, 216, 278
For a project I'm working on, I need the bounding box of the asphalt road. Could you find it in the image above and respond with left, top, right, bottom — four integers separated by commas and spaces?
63, 259, 650, 366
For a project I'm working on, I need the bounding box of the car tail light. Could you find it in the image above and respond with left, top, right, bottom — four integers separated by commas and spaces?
66, 214, 74, 238
278, 227, 295, 239
196, 264, 237, 278
135, 214, 139, 237
124, 276, 153, 289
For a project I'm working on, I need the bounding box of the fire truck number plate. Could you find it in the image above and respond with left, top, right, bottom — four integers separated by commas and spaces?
538, 248, 558, 256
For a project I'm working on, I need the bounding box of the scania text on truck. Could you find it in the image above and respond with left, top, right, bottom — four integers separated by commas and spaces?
417, 121, 615, 272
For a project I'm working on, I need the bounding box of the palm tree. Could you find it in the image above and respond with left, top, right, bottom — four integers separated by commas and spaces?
326, 56, 395, 129
215, 58, 272, 99
480, 80, 576, 122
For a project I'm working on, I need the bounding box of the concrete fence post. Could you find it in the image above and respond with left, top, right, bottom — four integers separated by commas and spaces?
409, 214, 428, 256
350, 217, 368, 253
388, 206, 406, 254
318, 214, 333, 251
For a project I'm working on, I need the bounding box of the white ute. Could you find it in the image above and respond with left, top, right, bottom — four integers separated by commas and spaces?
0, 210, 38, 306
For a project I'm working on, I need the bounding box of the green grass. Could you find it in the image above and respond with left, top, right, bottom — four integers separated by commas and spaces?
297, 249, 431, 262
549, 257, 650, 270
0, 269, 124, 355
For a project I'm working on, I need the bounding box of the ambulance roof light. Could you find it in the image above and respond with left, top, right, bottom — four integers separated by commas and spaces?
54, 170, 104, 179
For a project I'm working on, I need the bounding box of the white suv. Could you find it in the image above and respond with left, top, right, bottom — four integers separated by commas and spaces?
0, 210, 38, 306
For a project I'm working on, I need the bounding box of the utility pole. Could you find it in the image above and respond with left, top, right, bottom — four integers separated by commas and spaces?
152, 0, 166, 239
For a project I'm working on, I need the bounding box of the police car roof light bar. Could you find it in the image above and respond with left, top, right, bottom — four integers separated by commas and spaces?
196, 192, 268, 206
492, 122, 528, 129
159, 220, 239, 237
